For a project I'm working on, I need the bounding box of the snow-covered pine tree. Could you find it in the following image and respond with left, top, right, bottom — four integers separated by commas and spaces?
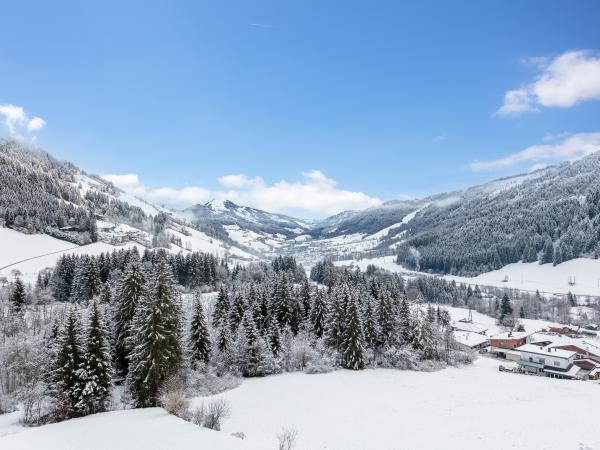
499, 293, 513, 321
189, 292, 211, 368
127, 256, 182, 407
413, 316, 437, 359
300, 279, 312, 322
362, 296, 377, 349
10, 277, 26, 312
272, 272, 292, 330
76, 302, 112, 415
310, 289, 326, 338
289, 294, 302, 336
99, 281, 112, 304
51, 308, 84, 418
398, 296, 412, 345
228, 292, 246, 332
112, 249, 146, 377
212, 286, 230, 328
377, 291, 396, 349
342, 296, 365, 370
268, 317, 282, 356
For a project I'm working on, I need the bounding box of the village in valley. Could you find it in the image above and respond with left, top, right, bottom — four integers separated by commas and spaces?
450, 303, 600, 382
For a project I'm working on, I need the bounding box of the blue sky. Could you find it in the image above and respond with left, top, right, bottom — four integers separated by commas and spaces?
1, 1, 600, 218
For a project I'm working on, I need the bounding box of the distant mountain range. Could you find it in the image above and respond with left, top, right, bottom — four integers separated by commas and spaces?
2, 138, 600, 275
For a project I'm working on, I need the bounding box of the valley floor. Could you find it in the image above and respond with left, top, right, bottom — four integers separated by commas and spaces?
335, 255, 600, 298
3, 357, 599, 450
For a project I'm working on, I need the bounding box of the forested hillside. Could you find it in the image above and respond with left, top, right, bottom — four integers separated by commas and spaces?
395, 154, 600, 275
0, 140, 151, 244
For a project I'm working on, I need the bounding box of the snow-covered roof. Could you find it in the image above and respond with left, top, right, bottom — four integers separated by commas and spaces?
515, 344, 576, 359
452, 321, 488, 334
490, 331, 530, 340
453, 331, 489, 348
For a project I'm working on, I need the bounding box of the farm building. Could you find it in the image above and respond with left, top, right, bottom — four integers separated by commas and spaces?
453, 331, 489, 351
515, 344, 579, 379
489, 331, 531, 350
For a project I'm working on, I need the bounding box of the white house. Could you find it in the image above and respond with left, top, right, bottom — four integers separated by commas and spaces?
515, 344, 578, 379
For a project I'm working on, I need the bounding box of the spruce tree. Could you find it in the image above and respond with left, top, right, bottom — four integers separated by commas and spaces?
127, 257, 182, 407
310, 289, 326, 338
212, 286, 230, 328
398, 297, 412, 345
228, 292, 246, 332
499, 293, 513, 321
300, 280, 312, 322
76, 302, 112, 415
413, 317, 437, 359
10, 277, 26, 312
377, 291, 396, 348
52, 309, 84, 418
268, 318, 282, 356
342, 297, 365, 370
362, 297, 377, 349
189, 293, 211, 368
113, 251, 146, 377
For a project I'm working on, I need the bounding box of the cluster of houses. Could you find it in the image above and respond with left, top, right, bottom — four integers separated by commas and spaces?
452, 320, 600, 381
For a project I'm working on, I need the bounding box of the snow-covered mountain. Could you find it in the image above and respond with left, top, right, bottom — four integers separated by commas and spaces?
0, 140, 258, 281
177, 199, 313, 256
3, 138, 600, 279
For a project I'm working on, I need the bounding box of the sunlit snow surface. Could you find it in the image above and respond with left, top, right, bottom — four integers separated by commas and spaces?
3, 357, 599, 450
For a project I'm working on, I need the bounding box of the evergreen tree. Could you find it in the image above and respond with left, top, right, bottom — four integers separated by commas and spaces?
127, 257, 182, 407
99, 282, 112, 304
377, 291, 396, 348
342, 297, 365, 370
10, 277, 26, 312
228, 292, 246, 332
268, 318, 282, 356
362, 297, 377, 349
300, 280, 312, 322
212, 286, 230, 328
51, 309, 84, 418
413, 317, 437, 359
113, 251, 146, 377
499, 293, 513, 322
310, 289, 326, 338
216, 324, 231, 353
541, 237, 554, 264
76, 302, 112, 415
189, 293, 211, 367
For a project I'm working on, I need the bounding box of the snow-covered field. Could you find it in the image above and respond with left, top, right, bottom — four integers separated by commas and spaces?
0, 225, 145, 284
335, 256, 600, 297
4, 358, 599, 450
0, 227, 77, 270
0, 408, 248, 450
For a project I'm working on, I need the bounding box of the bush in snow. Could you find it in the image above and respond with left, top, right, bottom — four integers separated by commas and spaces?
186, 368, 242, 397
231, 431, 246, 440
203, 398, 231, 431
190, 404, 206, 426
159, 376, 190, 420
277, 426, 298, 450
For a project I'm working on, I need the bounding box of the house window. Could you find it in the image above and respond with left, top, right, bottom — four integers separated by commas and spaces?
538, 358, 545, 364
553, 361, 560, 367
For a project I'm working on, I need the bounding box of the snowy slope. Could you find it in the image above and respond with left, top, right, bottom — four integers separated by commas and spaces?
4, 359, 599, 450
188, 358, 600, 450
0, 227, 77, 269
0, 408, 254, 450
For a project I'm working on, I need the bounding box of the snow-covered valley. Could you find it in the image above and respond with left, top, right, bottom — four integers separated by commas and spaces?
3, 357, 599, 450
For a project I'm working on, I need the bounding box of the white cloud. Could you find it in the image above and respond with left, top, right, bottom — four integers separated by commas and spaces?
469, 132, 600, 171
103, 170, 381, 217
0, 103, 46, 137
495, 50, 600, 116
